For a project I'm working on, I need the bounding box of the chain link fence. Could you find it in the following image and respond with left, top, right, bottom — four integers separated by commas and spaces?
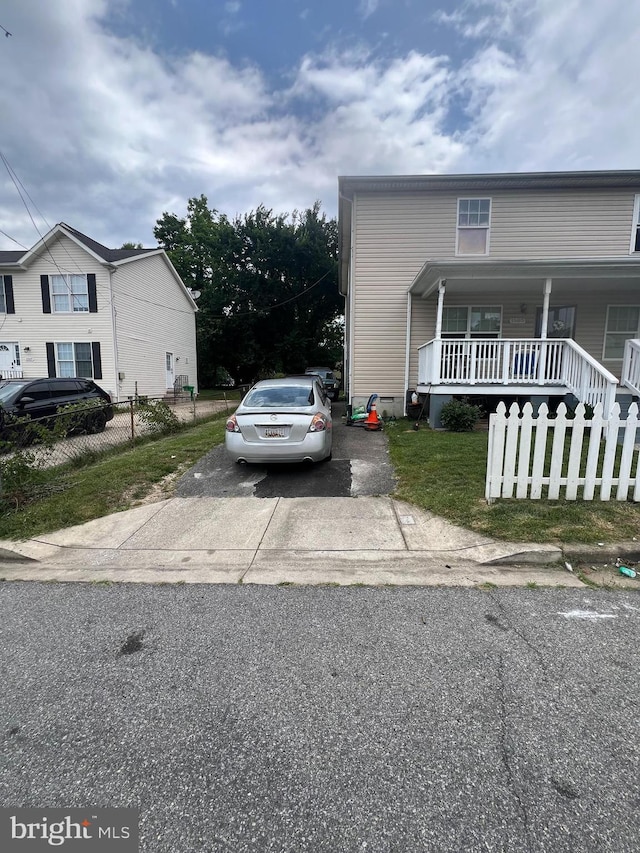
0, 396, 232, 502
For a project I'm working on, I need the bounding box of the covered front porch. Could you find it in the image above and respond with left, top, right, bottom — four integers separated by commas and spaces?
408, 258, 640, 423
417, 336, 618, 411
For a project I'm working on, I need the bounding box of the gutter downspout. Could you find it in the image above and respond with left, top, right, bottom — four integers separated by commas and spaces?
109, 266, 120, 402
339, 192, 355, 408
404, 290, 412, 415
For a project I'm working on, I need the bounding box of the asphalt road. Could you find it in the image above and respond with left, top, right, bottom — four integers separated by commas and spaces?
1, 583, 639, 852
176, 403, 397, 498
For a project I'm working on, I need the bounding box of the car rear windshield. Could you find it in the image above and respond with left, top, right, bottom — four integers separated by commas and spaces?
244, 385, 315, 407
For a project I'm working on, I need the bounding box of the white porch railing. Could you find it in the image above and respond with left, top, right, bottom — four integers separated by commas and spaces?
418, 338, 618, 416
622, 339, 640, 396
0, 368, 23, 379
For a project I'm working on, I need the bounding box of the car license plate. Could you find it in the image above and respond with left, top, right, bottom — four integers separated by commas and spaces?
264, 428, 285, 438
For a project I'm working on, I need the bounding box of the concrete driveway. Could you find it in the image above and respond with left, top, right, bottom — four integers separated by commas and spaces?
0, 404, 574, 586
176, 402, 397, 499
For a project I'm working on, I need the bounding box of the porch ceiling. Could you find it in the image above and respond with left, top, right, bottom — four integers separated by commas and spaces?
409, 258, 640, 298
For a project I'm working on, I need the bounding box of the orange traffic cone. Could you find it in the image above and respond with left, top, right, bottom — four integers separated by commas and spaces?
364, 400, 381, 430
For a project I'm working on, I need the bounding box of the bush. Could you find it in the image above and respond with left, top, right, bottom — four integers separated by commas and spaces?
135, 399, 181, 435
440, 400, 481, 432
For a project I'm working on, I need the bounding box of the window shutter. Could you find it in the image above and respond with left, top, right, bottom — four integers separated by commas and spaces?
87, 273, 98, 313
91, 342, 102, 380
41, 275, 51, 313
46, 343, 56, 377
4, 275, 14, 313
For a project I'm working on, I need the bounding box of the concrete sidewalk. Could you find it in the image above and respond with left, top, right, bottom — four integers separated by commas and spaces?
0, 495, 585, 587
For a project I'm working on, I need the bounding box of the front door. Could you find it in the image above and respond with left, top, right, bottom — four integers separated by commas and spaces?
165, 351, 174, 389
535, 305, 577, 339
0, 342, 19, 377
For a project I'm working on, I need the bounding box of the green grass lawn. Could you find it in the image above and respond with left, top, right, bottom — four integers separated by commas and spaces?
385, 420, 640, 545
2, 408, 640, 546
196, 388, 242, 402
0, 414, 228, 541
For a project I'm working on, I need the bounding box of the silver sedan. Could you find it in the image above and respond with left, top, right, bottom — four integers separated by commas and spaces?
225, 376, 333, 464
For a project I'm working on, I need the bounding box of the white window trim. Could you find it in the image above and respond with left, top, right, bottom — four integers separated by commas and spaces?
0, 275, 5, 313
50, 273, 89, 314
602, 305, 640, 360
55, 341, 94, 378
629, 195, 640, 255
442, 305, 503, 338
455, 197, 492, 257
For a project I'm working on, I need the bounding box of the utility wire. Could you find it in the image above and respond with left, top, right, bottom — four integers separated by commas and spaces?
210, 268, 334, 319
0, 228, 27, 249
1, 150, 334, 321
1, 150, 92, 310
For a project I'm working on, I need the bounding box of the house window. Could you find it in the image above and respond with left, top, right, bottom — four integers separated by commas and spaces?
604, 306, 640, 359
0, 277, 5, 313
442, 306, 502, 338
56, 342, 94, 377
631, 195, 640, 253
51, 274, 89, 313
457, 198, 491, 255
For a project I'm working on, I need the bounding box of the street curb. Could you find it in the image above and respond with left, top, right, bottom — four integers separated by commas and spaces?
562, 542, 640, 565
482, 546, 562, 566
0, 547, 39, 563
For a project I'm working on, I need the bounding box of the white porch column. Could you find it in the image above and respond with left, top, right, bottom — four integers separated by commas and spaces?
540, 277, 552, 340
435, 279, 446, 339
537, 277, 552, 384
433, 279, 446, 384
432, 278, 447, 384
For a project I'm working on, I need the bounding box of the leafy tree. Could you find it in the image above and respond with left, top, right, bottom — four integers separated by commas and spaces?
120, 241, 143, 249
154, 197, 341, 386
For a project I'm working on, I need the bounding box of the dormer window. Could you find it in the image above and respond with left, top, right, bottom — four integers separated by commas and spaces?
457, 198, 491, 255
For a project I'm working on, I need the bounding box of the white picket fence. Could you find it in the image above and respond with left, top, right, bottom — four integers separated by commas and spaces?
486, 401, 640, 502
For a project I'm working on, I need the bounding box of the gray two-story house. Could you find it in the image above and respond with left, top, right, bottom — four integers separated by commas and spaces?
338, 170, 640, 425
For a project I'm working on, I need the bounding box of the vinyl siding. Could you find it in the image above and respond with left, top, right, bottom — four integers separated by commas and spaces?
352, 187, 640, 399
112, 253, 197, 399
408, 288, 632, 386
0, 234, 116, 395
0, 236, 197, 401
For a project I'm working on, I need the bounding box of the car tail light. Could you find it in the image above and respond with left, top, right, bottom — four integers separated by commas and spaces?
226, 415, 241, 433
308, 413, 329, 432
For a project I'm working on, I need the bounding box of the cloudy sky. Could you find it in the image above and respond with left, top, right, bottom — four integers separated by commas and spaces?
0, 0, 638, 249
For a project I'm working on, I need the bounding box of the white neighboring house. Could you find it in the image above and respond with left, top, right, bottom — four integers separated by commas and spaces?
338, 170, 640, 425
0, 223, 198, 401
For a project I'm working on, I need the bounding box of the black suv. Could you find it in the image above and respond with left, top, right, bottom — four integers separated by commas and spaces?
304, 367, 339, 400
0, 378, 114, 436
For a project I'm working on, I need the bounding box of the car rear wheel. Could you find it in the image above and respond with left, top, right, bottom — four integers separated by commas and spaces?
87, 409, 108, 434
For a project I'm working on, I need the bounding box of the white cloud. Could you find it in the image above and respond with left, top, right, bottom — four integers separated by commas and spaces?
0, 0, 638, 250
452, 0, 640, 172
359, 0, 380, 19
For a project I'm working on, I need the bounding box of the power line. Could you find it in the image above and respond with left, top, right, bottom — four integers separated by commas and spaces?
0, 229, 27, 249
1, 150, 89, 310
213, 268, 334, 319
0, 150, 335, 323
